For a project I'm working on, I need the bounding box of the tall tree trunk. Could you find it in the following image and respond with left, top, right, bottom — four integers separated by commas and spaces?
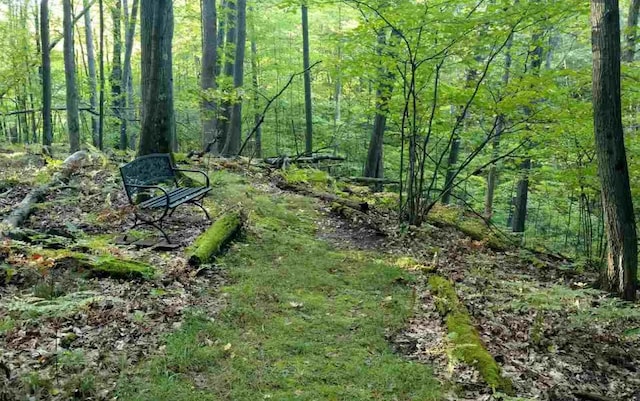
121, 0, 139, 150
624, 0, 640, 62
110, 0, 125, 148
484, 33, 513, 219
224, 0, 246, 156
201, 0, 218, 151
41, 0, 52, 148
84, 0, 99, 147
512, 36, 543, 234
591, 0, 638, 301
301, 4, 313, 155
98, 0, 105, 150
138, 0, 174, 156
215, 0, 227, 78
364, 30, 393, 182
217, 0, 236, 151
63, 0, 80, 152
250, 13, 262, 158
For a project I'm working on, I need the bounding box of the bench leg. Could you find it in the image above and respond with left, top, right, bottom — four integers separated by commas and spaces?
193, 201, 211, 220
130, 212, 172, 243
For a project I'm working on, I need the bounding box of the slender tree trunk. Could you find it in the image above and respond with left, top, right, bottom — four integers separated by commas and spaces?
121, 0, 139, 150
591, 0, 638, 301
624, 0, 640, 62
201, 0, 218, 151
485, 34, 513, 219
250, 13, 262, 158
512, 36, 543, 234
217, 0, 236, 151
364, 30, 393, 182
84, 0, 99, 147
98, 0, 105, 150
63, 0, 80, 152
225, 0, 246, 156
301, 4, 313, 155
41, 0, 52, 148
215, 0, 227, 78
110, 0, 125, 148
138, 0, 175, 156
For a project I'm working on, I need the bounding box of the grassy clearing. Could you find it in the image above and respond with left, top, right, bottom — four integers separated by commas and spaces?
117, 171, 439, 400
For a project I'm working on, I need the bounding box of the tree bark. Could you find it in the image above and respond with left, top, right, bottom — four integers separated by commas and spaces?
121, 0, 139, 150
217, 0, 236, 151
364, 30, 393, 183
224, 0, 246, 157
591, 0, 638, 301
138, 0, 175, 156
250, 13, 262, 158
485, 34, 513, 219
83, 0, 99, 147
512, 35, 543, 234
63, 0, 81, 152
301, 4, 313, 155
624, 0, 640, 62
41, 0, 53, 149
200, 0, 218, 151
111, 0, 125, 149
98, 0, 105, 150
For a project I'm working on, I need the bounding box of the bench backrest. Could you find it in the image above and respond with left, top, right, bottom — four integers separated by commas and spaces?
120, 154, 176, 200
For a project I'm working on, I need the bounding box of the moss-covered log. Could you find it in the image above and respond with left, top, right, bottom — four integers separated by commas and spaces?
188, 211, 243, 265
428, 275, 513, 394
275, 179, 369, 213
58, 254, 155, 280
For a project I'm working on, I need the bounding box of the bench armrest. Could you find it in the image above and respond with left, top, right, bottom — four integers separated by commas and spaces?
173, 168, 210, 187
124, 184, 170, 208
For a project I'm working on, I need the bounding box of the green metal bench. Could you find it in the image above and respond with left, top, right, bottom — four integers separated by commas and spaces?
120, 154, 211, 242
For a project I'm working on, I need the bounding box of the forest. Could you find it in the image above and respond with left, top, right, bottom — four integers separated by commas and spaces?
0, 0, 640, 400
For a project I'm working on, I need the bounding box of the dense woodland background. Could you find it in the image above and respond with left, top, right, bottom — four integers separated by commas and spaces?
0, 0, 639, 272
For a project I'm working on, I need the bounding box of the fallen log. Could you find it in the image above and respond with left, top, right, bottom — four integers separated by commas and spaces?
265, 155, 345, 166
188, 211, 244, 266
429, 275, 514, 394
0, 150, 90, 236
275, 179, 369, 213
345, 177, 400, 185
57, 253, 155, 280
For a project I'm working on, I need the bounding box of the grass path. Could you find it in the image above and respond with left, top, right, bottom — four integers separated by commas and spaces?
117, 172, 440, 400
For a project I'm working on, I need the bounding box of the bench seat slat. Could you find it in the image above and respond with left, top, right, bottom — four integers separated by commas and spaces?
139, 186, 211, 209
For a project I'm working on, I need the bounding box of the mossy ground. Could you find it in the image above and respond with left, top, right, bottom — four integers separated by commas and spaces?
116, 170, 440, 400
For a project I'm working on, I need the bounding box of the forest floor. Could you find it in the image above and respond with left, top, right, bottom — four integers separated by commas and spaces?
0, 147, 639, 401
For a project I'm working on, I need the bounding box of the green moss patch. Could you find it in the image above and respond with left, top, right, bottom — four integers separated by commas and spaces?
429, 275, 513, 394
58, 253, 155, 280
187, 211, 243, 265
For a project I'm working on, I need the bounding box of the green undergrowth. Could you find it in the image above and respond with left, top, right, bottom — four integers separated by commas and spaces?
117, 170, 439, 400
429, 275, 513, 394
